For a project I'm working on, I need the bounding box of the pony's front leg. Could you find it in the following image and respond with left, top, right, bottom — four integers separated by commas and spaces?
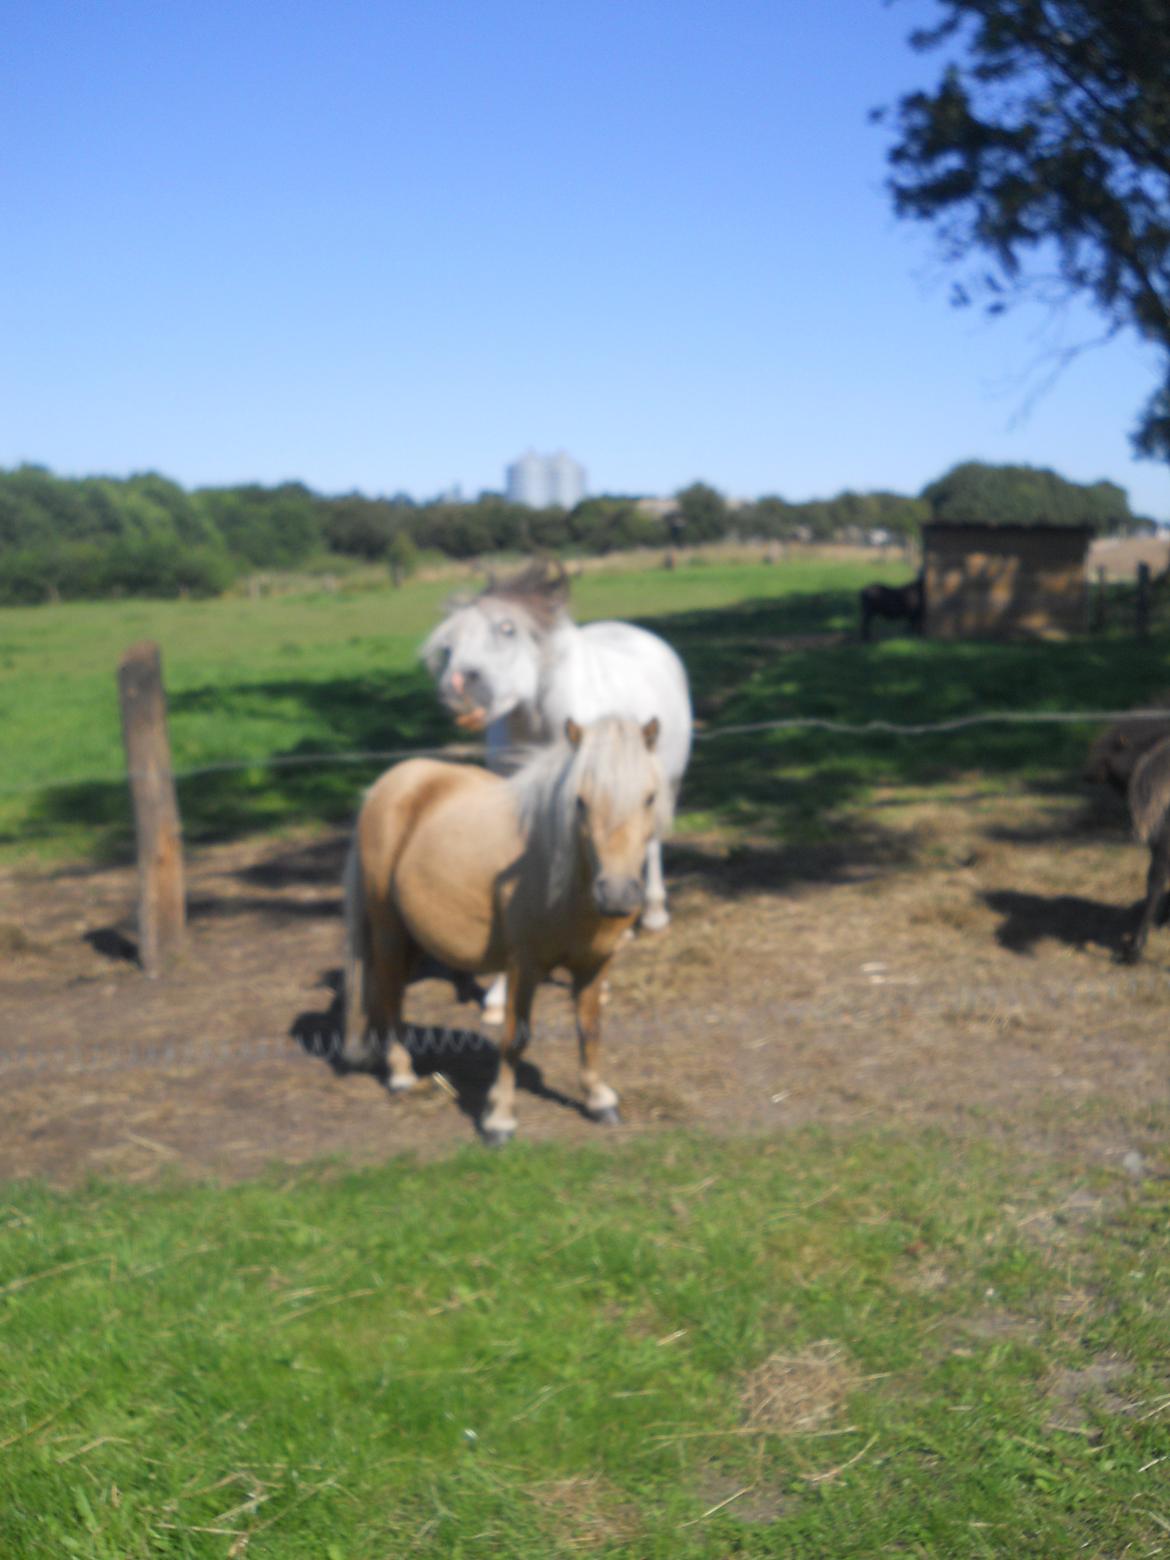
574, 963, 620, 1125
481, 965, 536, 1146
640, 838, 669, 932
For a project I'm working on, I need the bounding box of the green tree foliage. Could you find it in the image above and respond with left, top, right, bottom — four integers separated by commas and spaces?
674, 482, 730, 544
0, 460, 1139, 606
737, 491, 930, 542
0, 467, 235, 603
878, 0, 1170, 459
321, 493, 417, 560
923, 459, 1137, 529
194, 483, 322, 568
387, 528, 419, 586
567, 497, 662, 554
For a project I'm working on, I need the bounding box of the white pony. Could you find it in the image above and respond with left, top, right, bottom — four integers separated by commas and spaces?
421, 561, 693, 1019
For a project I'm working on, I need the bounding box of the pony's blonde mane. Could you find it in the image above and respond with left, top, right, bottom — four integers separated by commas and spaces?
510, 716, 673, 905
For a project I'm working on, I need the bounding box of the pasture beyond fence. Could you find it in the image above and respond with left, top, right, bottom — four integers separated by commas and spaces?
6, 556, 1170, 960
37, 633, 1170, 977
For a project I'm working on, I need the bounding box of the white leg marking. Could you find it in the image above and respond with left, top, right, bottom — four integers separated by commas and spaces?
641, 838, 670, 931
587, 1081, 619, 1115
387, 1037, 416, 1092
482, 973, 507, 1025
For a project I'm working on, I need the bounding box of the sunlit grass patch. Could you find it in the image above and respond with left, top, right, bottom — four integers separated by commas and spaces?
1, 1130, 1167, 1556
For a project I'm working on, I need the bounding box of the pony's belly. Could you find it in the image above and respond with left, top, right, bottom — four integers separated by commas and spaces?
401, 899, 504, 975
393, 816, 517, 975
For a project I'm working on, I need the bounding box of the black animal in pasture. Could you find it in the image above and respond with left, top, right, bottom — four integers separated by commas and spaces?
859, 572, 924, 642
1086, 717, 1170, 963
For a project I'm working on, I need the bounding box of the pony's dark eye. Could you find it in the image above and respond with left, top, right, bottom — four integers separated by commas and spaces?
645, 791, 657, 809
497, 619, 516, 637
576, 795, 588, 816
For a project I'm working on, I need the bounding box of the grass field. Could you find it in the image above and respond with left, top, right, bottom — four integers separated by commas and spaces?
0, 557, 904, 862
5, 558, 1170, 1556
3, 1132, 1168, 1558
3, 554, 1169, 862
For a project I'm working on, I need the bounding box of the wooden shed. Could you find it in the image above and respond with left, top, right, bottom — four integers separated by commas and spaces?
922, 522, 1094, 640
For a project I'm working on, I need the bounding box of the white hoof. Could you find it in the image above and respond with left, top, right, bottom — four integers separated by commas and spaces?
480, 1109, 516, 1144
387, 1071, 416, 1093
338, 1041, 379, 1071
640, 905, 670, 933
586, 1083, 619, 1119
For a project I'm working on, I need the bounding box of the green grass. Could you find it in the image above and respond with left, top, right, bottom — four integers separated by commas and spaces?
0, 559, 907, 862
4, 555, 1170, 863
2, 1131, 1167, 1557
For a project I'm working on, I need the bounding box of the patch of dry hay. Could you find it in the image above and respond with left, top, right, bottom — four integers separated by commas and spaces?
739, 1340, 856, 1435
1045, 1357, 1139, 1433
526, 1474, 640, 1550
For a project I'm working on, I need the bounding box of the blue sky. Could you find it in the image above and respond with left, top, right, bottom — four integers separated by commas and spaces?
3, 0, 1166, 518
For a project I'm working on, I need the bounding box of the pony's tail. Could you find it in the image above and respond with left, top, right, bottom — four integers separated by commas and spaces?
341, 836, 366, 1058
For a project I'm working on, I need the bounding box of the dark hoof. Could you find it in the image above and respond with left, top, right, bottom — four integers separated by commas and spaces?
590, 1105, 621, 1127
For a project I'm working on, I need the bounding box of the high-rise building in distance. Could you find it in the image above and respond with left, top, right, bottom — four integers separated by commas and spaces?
505, 450, 587, 509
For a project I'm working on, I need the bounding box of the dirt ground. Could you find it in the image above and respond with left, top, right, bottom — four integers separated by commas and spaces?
2, 782, 1168, 1187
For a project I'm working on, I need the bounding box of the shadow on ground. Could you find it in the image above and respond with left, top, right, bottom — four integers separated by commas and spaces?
289, 970, 590, 1140
982, 888, 1137, 958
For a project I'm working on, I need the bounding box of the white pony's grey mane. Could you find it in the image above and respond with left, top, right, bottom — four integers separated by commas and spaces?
418, 575, 563, 683
481, 558, 571, 630
421, 558, 569, 662
509, 716, 673, 905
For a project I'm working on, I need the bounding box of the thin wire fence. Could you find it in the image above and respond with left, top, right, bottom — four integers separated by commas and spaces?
3, 706, 1169, 801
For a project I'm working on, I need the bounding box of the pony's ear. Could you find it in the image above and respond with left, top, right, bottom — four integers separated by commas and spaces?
565, 718, 583, 749
642, 717, 660, 751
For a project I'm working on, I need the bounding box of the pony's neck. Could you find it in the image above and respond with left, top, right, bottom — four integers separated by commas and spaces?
534, 616, 587, 731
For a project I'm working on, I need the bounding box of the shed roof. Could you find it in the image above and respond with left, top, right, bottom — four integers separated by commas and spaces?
922, 521, 1095, 537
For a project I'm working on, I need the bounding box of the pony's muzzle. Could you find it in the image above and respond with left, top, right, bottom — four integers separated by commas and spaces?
593, 875, 644, 918
440, 666, 487, 717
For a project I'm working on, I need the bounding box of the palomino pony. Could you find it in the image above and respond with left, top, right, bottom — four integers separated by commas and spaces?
341, 715, 671, 1144
421, 560, 692, 1017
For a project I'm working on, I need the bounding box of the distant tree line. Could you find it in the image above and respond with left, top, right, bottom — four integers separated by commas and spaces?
0, 460, 1146, 605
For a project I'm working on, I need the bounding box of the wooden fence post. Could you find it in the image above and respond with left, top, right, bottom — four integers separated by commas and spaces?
117, 641, 186, 976
1136, 562, 1151, 640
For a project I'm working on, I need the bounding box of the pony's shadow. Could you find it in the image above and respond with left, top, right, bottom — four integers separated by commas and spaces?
290, 968, 589, 1136
982, 889, 1138, 959
85, 926, 139, 964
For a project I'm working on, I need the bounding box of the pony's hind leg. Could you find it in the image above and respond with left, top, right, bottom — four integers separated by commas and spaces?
640, 838, 669, 932
573, 962, 620, 1125
365, 899, 416, 1089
